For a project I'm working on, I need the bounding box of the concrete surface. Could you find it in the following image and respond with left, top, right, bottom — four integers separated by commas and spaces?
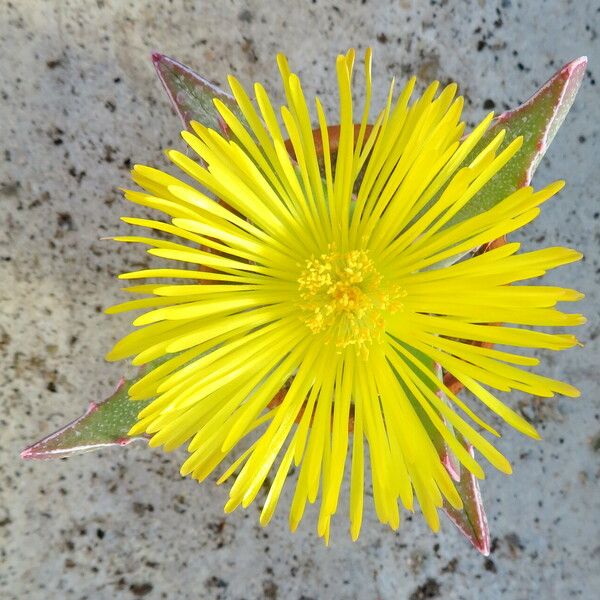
1, 1, 599, 598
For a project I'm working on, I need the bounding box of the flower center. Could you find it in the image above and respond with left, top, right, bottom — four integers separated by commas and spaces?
298, 248, 405, 354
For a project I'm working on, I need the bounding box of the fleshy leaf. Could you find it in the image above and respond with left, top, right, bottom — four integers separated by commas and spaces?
399, 349, 489, 553
152, 52, 243, 133
442, 433, 491, 556
450, 56, 587, 226
430, 58, 587, 549
21, 375, 151, 460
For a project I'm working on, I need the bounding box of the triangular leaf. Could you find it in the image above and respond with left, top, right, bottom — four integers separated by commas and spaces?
442, 433, 491, 555
21, 375, 151, 460
152, 52, 243, 133
450, 56, 587, 226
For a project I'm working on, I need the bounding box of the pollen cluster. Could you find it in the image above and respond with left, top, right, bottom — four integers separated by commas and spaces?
298, 248, 404, 354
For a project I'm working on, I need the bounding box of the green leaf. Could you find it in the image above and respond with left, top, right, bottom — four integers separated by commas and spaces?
450, 56, 587, 227
152, 52, 243, 133
430, 58, 585, 552
391, 343, 489, 551
155, 52, 586, 226
21, 373, 151, 460
441, 432, 491, 555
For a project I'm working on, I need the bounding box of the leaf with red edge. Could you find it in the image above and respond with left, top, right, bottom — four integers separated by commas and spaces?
21, 375, 151, 460
152, 52, 243, 134
402, 354, 490, 553
450, 56, 587, 226
433, 58, 586, 552
442, 432, 491, 555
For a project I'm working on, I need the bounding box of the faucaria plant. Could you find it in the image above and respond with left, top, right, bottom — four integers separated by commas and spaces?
23, 48, 587, 552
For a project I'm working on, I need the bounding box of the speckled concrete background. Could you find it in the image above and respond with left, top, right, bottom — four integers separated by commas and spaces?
1, 1, 599, 598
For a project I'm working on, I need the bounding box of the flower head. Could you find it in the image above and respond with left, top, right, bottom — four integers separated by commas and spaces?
106, 49, 584, 542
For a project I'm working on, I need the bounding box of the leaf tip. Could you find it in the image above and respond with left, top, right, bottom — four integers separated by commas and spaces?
563, 55, 588, 78
151, 51, 165, 66
20, 445, 36, 460
475, 535, 491, 556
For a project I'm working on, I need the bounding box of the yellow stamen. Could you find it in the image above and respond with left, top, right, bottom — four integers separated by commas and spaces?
298, 248, 405, 354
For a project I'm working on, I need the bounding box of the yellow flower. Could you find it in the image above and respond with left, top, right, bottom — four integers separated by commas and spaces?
106, 49, 584, 542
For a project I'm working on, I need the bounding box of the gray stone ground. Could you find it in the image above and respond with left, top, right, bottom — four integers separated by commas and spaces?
1, 1, 599, 598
